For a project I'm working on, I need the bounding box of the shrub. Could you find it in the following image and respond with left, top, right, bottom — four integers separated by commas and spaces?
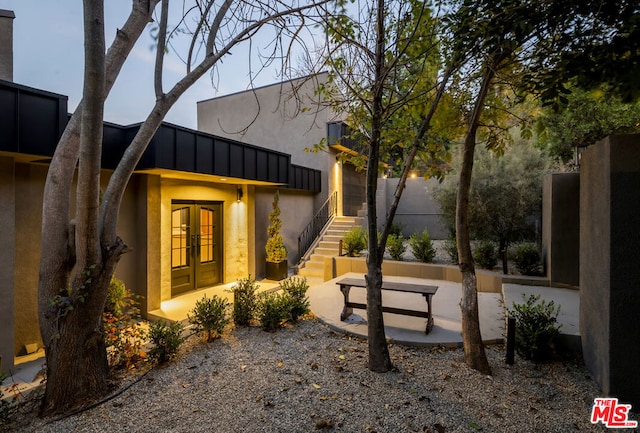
103, 277, 147, 369
444, 232, 458, 263
229, 276, 258, 326
509, 294, 562, 362
409, 229, 436, 263
473, 240, 498, 269
342, 227, 366, 257
511, 242, 541, 275
386, 233, 406, 261
387, 221, 405, 237
280, 276, 310, 322
148, 320, 185, 364
188, 294, 230, 341
256, 291, 289, 332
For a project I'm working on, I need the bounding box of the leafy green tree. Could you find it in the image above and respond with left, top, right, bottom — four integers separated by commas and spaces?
434, 140, 550, 273
318, 0, 455, 372
536, 84, 640, 164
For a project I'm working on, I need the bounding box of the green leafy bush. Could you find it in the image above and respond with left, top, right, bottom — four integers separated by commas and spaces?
409, 229, 436, 263
342, 227, 366, 257
509, 294, 562, 362
256, 292, 289, 332
473, 240, 498, 269
148, 320, 185, 364
444, 232, 458, 263
188, 294, 230, 341
103, 277, 147, 369
386, 233, 406, 261
511, 242, 541, 275
280, 276, 310, 322
386, 221, 405, 237
229, 276, 258, 326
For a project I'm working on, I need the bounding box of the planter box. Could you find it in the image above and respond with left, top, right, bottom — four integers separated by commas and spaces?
266, 260, 288, 281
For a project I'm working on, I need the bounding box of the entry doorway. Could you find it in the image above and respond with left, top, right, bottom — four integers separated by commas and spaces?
171, 201, 223, 296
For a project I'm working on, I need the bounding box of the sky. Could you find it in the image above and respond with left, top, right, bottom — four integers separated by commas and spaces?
1, 0, 301, 129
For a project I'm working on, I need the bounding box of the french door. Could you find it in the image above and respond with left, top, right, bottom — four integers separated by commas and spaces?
171, 201, 222, 296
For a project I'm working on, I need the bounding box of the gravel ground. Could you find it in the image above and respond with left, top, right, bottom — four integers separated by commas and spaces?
5, 318, 621, 433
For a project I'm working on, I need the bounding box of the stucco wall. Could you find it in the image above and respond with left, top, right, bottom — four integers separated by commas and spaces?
14, 163, 47, 357
366, 177, 447, 239
541, 173, 579, 287
197, 73, 340, 209
580, 134, 640, 407
254, 188, 315, 278
0, 156, 16, 369
159, 178, 251, 303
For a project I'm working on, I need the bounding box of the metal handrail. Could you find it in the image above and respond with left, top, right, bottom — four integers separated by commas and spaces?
297, 191, 338, 263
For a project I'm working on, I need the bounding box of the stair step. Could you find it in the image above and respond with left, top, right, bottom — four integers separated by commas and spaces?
298, 267, 324, 277
314, 247, 339, 255
319, 240, 340, 249
303, 261, 325, 270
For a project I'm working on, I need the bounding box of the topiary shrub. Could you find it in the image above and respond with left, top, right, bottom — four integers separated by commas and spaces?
280, 276, 310, 322
409, 229, 436, 263
148, 320, 185, 364
511, 242, 541, 275
188, 294, 230, 341
509, 294, 562, 362
386, 233, 406, 261
266, 190, 287, 263
342, 227, 366, 257
473, 240, 498, 269
229, 276, 258, 326
256, 291, 289, 332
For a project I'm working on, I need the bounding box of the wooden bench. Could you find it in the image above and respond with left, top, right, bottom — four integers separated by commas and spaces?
335, 277, 438, 334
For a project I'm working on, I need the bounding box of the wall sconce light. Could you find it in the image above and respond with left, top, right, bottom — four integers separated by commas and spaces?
236, 186, 243, 202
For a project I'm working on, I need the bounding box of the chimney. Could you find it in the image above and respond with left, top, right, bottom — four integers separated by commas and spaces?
0, 9, 15, 82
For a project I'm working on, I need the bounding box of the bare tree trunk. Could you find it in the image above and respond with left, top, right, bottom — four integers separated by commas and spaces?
38, 0, 160, 370
456, 55, 501, 376
42, 0, 109, 413
365, 0, 393, 373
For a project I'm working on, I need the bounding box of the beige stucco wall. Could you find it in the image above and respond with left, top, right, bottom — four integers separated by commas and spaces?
197, 73, 342, 210
13, 163, 47, 358
158, 178, 252, 304
254, 188, 315, 277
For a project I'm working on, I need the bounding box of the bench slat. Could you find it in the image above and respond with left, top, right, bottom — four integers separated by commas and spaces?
345, 302, 430, 318
335, 277, 437, 295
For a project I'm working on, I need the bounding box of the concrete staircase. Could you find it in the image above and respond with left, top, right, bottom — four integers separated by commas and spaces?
297, 216, 363, 279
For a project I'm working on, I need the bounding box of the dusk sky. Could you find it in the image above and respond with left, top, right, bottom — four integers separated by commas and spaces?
1, 0, 303, 129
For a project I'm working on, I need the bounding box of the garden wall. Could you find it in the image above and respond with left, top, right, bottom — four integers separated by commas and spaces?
580, 134, 640, 408
324, 256, 550, 293
542, 172, 580, 287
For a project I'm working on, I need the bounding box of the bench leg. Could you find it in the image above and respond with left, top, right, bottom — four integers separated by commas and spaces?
423, 294, 434, 334
340, 285, 353, 321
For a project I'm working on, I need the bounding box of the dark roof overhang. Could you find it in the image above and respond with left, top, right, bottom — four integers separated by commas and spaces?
0, 79, 320, 193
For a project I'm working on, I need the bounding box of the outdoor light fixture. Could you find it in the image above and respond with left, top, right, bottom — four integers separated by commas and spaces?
237, 186, 243, 202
